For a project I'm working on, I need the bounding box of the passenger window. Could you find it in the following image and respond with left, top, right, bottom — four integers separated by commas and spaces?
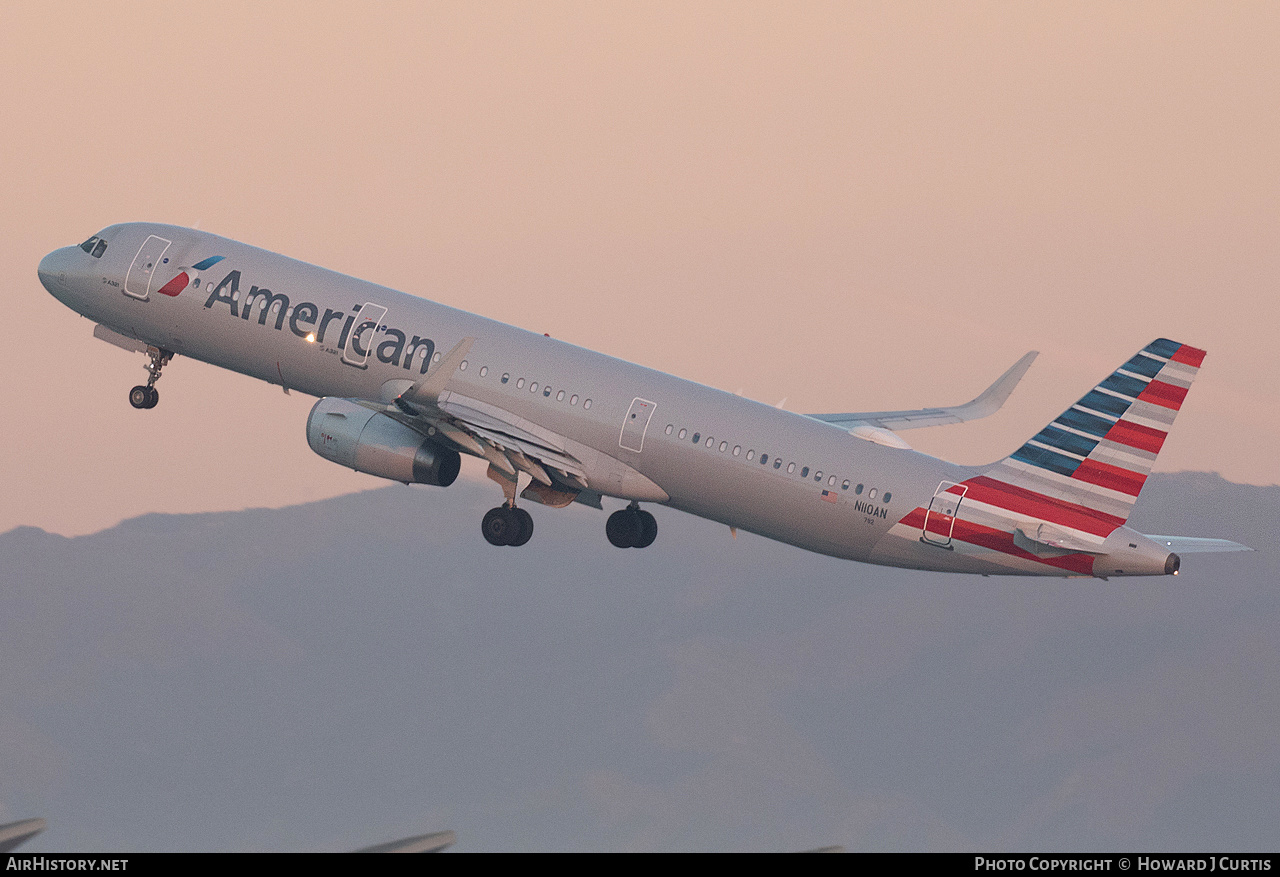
787, 462, 796, 474
678, 428, 687, 439
774, 459, 782, 469
856, 484, 864, 495
842, 480, 849, 490
746, 450, 755, 461
814, 470, 822, 482
433, 352, 442, 363
516, 378, 525, 389
828, 475, 836, 487
570, 394, 578, 405
705, 437, 714, 448
869, 488, 878, 500
92, 239, 107, 258
459, 360, 468, 371
530, 382, 538, 393
665, 425, 673, 435
760, 454, 768, 465
584, 399, 591, 409
480, 366, 488, 377
719, 441, 727, 452
501, 373, 510, 384
733, 445, 741, 456
692, 433, 700, 444
557, 390, 565, 401
883, 492, 891, 503
800, 466, 809, 478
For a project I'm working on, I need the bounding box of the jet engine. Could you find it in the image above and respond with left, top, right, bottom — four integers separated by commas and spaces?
306, 397, 461, 486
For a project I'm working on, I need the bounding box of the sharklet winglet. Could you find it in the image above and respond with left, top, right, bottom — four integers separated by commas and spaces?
401, 336, 476, 408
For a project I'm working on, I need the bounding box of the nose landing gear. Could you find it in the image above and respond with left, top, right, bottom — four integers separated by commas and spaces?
606, 503, 657, 548
128, 347, 172, 410
128, 385, 158, 409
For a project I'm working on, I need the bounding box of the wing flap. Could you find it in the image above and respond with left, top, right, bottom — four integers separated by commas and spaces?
382, 389, 591, 485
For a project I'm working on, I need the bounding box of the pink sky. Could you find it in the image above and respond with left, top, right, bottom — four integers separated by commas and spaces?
3, 2, 1277, 536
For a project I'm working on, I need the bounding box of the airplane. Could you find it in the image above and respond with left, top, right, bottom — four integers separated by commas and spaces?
0, 818, 47, 853
38, 223, 1248, 577
354, 830, 457, 853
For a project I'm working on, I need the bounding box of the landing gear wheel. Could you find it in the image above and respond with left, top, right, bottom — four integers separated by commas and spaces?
607, 508, 658, 548
145, 386, 159, 409
606, 508, 644, 548
482, 507, 514, 546
509, 507, 534, 547
129, 385, 151, 409
482, 505, 534, 546
636, 510, 658, 548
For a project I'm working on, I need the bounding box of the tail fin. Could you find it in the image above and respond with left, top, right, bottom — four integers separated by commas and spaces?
983, 339, 1206, 525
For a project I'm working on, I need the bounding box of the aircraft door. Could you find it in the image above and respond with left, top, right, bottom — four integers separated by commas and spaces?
124, 234, 172, 300
619, 397, 656, 453
342, 302, 388, 368
922, 481, 967, 547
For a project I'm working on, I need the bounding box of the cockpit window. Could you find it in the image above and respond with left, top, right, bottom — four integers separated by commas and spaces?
79, 236, 108, 258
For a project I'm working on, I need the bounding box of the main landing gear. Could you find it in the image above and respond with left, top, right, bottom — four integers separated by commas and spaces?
481, 502, 534, 547
606, 503, 657, 549
129, 347, 173, 410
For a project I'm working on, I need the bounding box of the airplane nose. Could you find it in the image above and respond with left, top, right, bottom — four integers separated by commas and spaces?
38, 248, 73, 296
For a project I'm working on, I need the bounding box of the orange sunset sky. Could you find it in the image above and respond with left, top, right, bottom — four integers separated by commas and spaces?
3, 1, 1277, 536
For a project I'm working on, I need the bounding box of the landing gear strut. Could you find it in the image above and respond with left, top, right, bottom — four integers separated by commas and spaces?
482, 502, 534, 547
129, 347, 172, 410
607, 503, 657, 548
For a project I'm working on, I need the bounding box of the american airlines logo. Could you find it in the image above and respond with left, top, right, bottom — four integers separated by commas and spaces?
201, 268, 438, 373
157, 255, 225, 296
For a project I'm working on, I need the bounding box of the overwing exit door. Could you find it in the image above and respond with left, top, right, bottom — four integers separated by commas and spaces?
619, 397, 656, 453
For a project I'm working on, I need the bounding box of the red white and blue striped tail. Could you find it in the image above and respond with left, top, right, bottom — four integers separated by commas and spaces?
981, 338, 1205, 526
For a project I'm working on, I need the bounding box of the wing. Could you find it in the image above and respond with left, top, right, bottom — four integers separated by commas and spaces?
377, 337, 594, 506
806, 350, 1038, 431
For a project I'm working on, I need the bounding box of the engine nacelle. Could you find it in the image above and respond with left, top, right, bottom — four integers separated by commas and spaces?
306, 397, 461, 486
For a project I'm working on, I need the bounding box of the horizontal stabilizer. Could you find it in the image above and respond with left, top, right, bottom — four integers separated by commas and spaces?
808, 351, 1037, 431
1145, 535, 1252, 554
